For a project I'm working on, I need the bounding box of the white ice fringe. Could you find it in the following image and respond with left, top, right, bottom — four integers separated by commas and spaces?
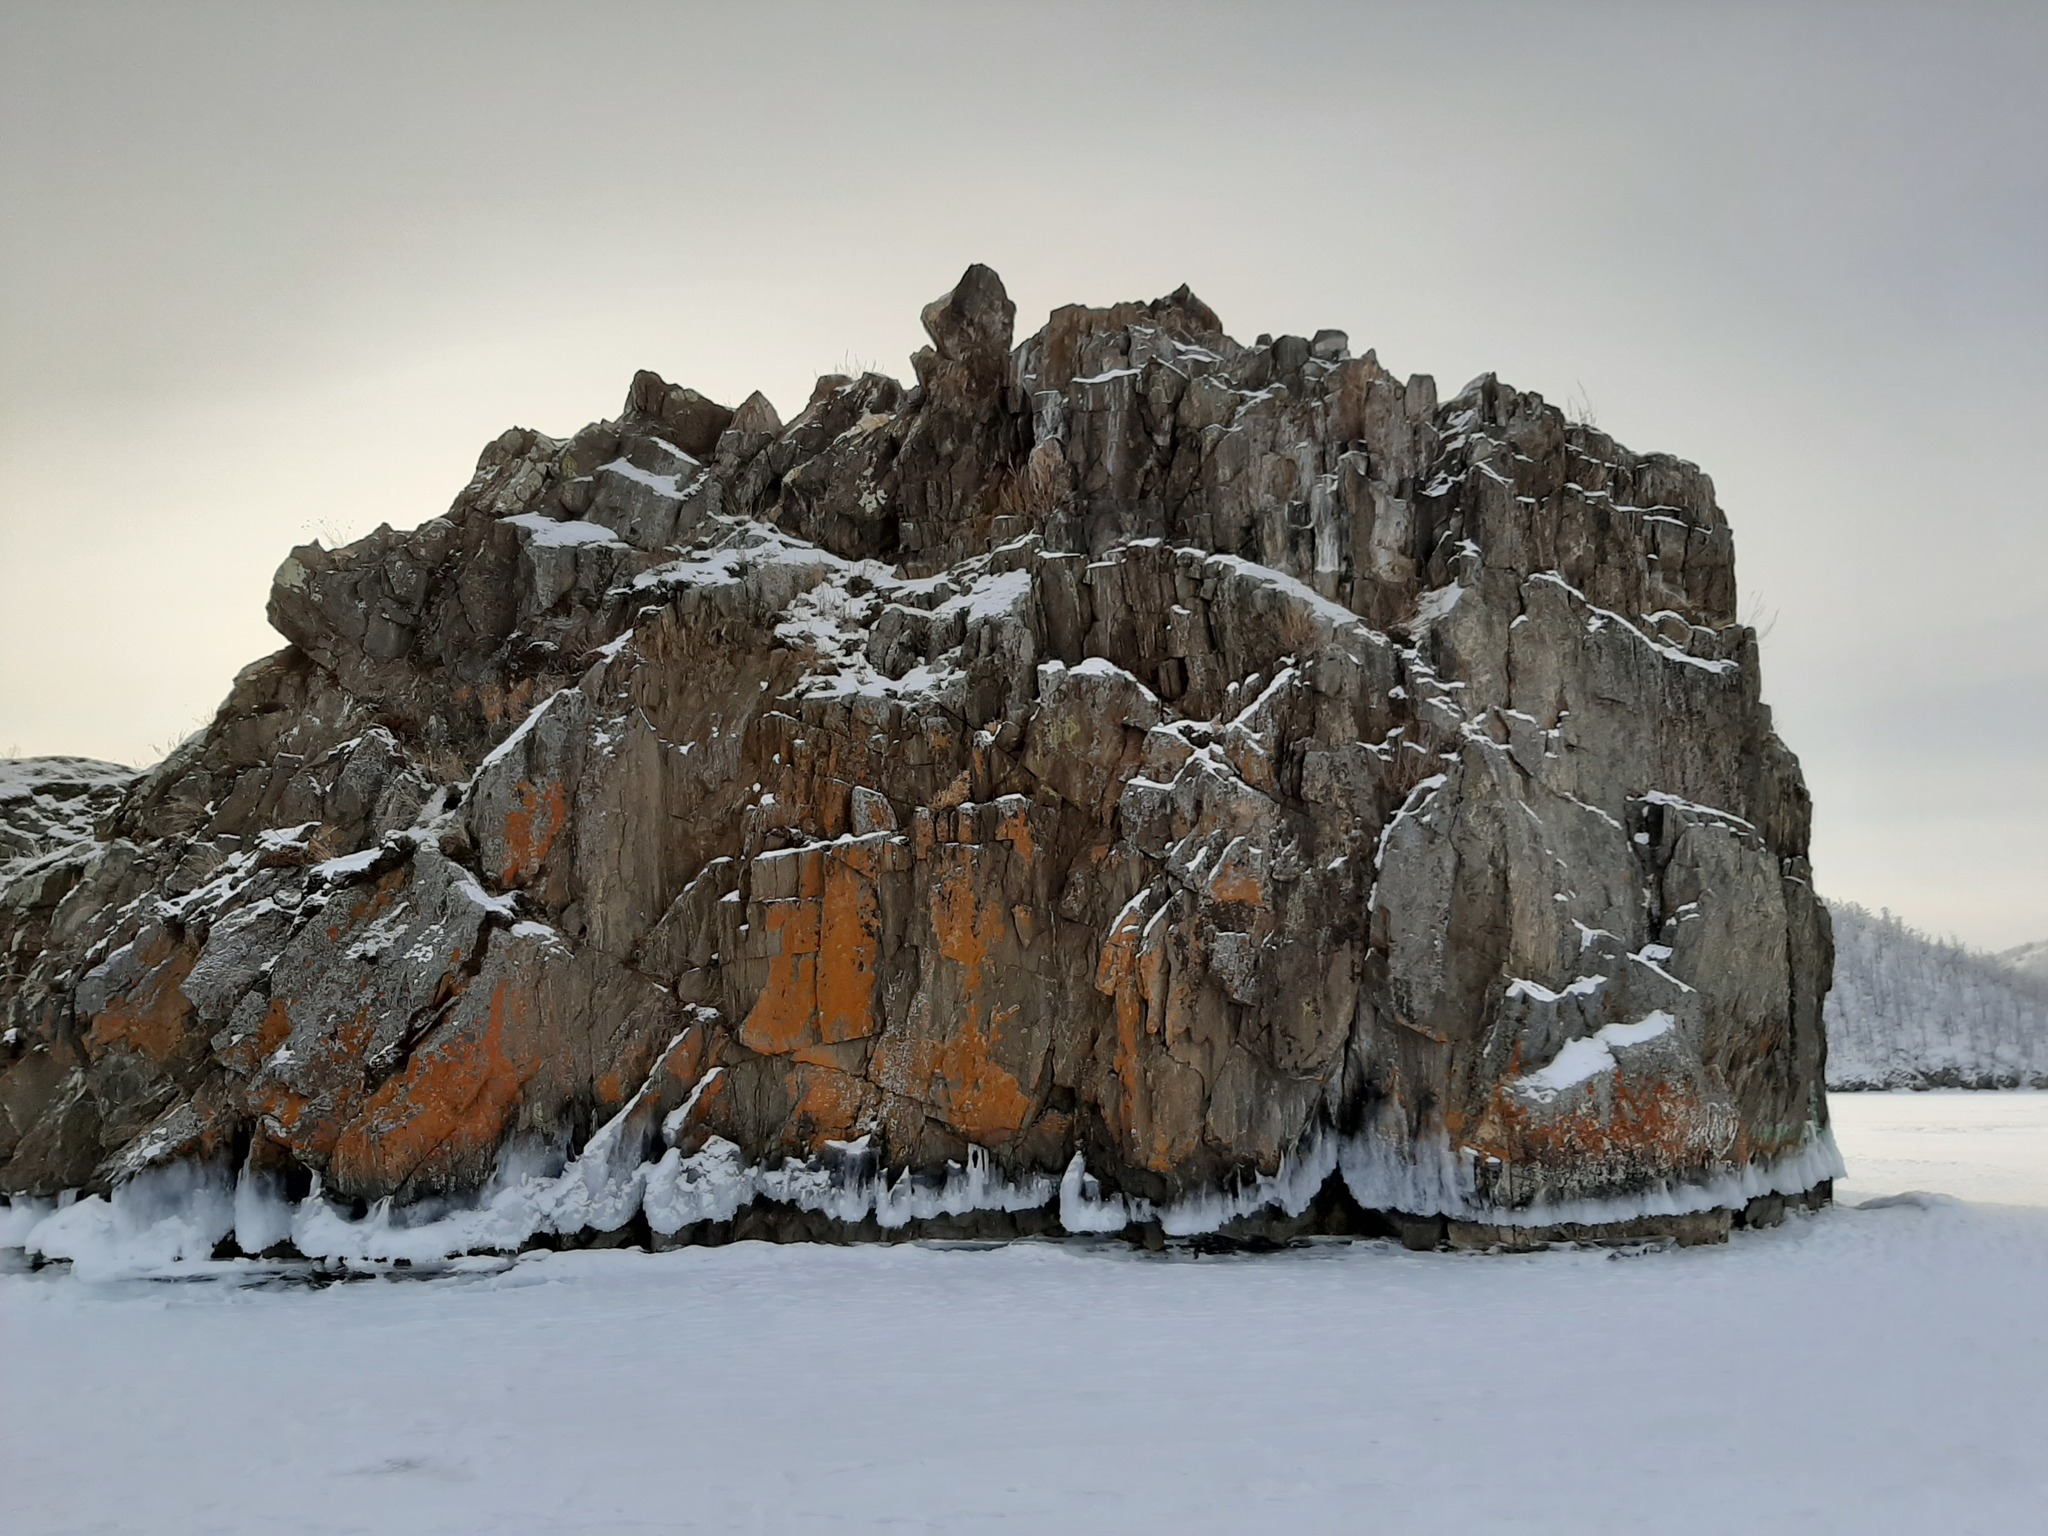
4, 1111, 1847, 1276
1056, 1136, 1342, 1238
1338, 1119, 1847, 1228
3, 1162, 235, 1281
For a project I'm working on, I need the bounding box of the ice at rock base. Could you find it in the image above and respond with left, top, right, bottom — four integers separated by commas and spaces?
3, 1094, 2043, 1536
3, 1098, 1841, 1279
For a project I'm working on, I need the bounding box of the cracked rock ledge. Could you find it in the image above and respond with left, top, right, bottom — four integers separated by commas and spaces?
0, 265, 1837, 1263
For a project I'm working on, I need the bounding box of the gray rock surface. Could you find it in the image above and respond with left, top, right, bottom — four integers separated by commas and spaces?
0, 267, 1837, 1245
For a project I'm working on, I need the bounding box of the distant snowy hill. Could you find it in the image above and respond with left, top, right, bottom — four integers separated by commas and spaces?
1826, 902, 2048, 1089
2001, 939, 2048, 984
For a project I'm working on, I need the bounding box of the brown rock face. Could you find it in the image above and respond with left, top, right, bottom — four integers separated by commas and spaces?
0, 268, 1838, 1244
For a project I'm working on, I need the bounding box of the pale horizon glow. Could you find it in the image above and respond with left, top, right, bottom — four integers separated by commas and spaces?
1, 1, 2042, 950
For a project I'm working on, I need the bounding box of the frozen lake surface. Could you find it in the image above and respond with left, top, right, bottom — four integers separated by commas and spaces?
1828, 1088, 2048, 1206
6, 1092, 2046, 1534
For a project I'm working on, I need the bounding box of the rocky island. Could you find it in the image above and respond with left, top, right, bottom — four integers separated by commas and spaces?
0, 267, 1839, 1259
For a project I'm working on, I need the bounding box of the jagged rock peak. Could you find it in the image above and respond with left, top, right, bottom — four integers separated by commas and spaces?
919, 262, 1016, 371
0, 266, 1836, 1260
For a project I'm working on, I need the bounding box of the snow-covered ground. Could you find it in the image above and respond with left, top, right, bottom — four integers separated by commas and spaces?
1830, 1089, 2048, 1207
6, 1094, 2046, 1536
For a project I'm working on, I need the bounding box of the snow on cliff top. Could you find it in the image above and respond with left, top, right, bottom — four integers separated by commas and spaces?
0, 756, 135, 801
0, 756, 136, 868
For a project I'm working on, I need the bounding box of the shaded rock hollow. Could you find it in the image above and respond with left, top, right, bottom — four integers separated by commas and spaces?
0, 266, 1837, 1248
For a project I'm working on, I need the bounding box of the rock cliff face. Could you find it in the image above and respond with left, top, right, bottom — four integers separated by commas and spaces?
0, 267, 1839, 1252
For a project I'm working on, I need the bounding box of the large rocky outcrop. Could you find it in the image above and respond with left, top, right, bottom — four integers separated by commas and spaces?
0, 266, 1839, 1254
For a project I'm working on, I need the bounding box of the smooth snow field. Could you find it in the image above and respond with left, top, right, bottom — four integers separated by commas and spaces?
1828, 1089, 2048, 1206
6, 1094, 2046, 1536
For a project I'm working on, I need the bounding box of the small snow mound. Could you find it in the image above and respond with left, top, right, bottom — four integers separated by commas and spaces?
1855, 1190, 1966, 1212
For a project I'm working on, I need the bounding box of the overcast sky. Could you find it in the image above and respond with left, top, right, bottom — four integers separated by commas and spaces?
1, 1, 2042, 950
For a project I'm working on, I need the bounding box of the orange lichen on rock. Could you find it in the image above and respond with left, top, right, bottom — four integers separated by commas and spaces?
328, 977, 538, 1195
929, 1004, 1034, 1143
655, 1029, 708, 1093
739, 843, 883, 1056
994, 799, 1036, 866
868, 1024, 1034, 1147
84, 932, 198, 1065
1094, 890, 1160, 1157
871, 853, 1032, 1144
931, 858, 1005, 974
666, 1058, 728, 1152
217, 997, 294, 1078
499, 779, 568, 886
1201, 835, 1271, 911
787, 1062, 869, 1147
1470, 1067, 1744, 1194
1088, 886, 1209, 1172
250, 1002, 379, 1156
737, 903, 819, 1055
1204, 863, 1265, 909
816, 854, 882, 1043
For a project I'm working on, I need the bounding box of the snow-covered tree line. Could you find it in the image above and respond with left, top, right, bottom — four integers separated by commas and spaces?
1825, 902, 2048, 1089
